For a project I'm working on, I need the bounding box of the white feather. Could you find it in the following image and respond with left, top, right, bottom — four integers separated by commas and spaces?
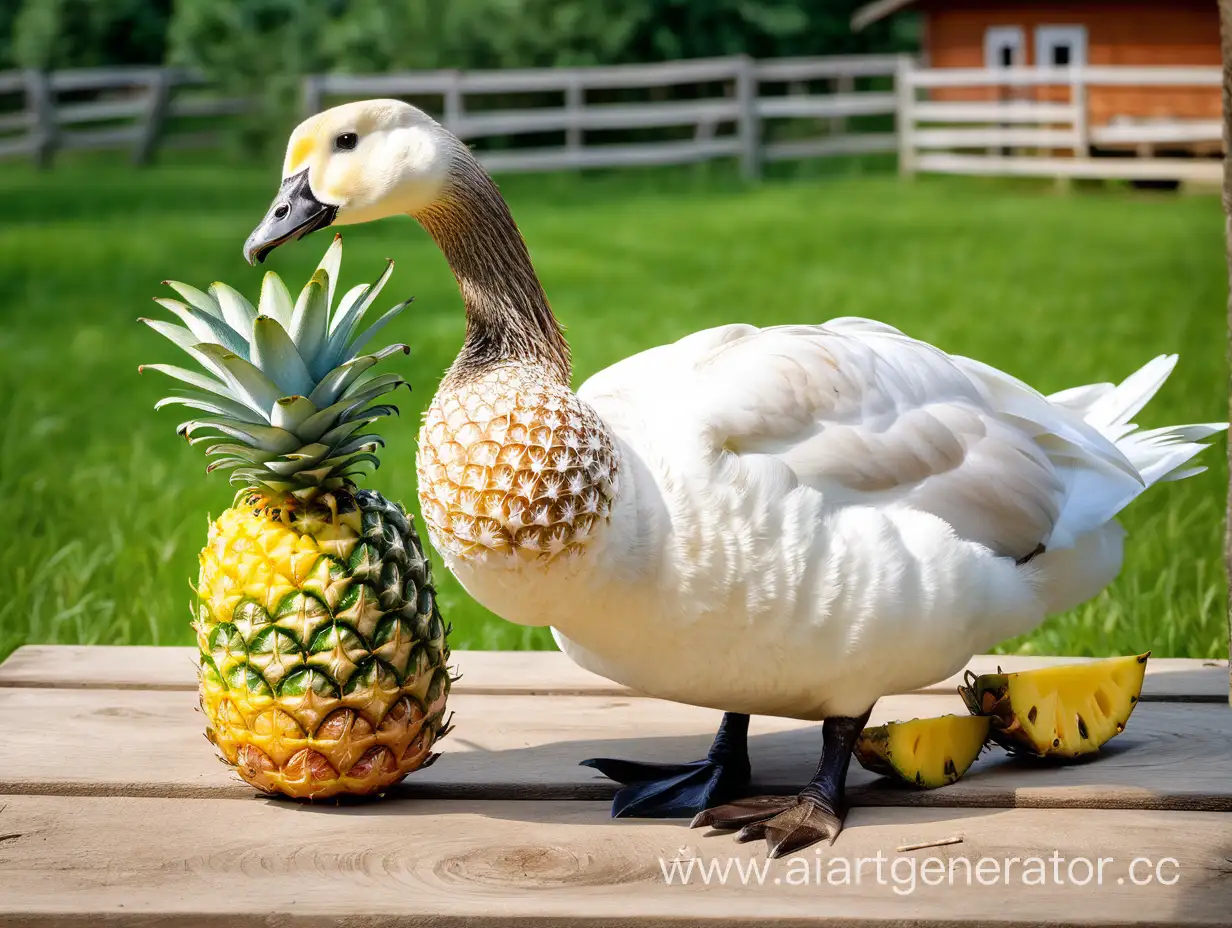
446, 319, 1224, 720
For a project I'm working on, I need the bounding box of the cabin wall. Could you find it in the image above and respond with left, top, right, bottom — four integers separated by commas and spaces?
920, 0, 1219, 124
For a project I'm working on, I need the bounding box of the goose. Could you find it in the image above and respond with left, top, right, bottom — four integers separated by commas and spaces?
243, 99, 1224, 857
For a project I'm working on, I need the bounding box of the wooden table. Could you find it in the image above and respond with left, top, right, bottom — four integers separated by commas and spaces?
1, 646, 1229, 926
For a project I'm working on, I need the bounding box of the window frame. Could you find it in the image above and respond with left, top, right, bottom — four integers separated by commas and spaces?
1035, 24, 1089, 69
984, 26, 1026, 69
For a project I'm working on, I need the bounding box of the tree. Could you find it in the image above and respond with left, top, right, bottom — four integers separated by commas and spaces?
1221, 0, 1232, 705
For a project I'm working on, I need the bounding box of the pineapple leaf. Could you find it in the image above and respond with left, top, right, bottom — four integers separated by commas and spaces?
139, 363, 238, 404
155, 298, 248, 357
259, 271, 295, 328
270, 395, 318, 432
328, 284, 369, 336
228, 468, 297, 491
251, 316, 313, 396
322, 260, 394, 366
179, 417, 301, 454
316, 234, 343, 309
209, 282, 259, 333
290, 271, 330, 366
164, 280, 223, 320
203, 443, 277, 464
344, 298, 414, 363
154, 392, 266, 424
195, 344, 284, 415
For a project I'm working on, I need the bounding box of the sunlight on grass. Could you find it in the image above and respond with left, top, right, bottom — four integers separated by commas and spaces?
0, 162, 1225, 662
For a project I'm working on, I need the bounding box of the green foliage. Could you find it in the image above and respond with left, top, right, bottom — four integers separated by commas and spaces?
10, 0, 171, 69
0, 160, 1224, 662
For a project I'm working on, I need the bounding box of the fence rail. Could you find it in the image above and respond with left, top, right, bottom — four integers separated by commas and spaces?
0, 57, 1224, 184
898, 63, 1223, 184
303, 54, 903, 179
0, 67, 245, 166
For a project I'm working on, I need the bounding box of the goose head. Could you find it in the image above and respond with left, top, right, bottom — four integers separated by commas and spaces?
244, 99, 462, 264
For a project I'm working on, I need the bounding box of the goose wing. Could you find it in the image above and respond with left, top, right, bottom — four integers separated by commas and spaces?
580, 318, 1142, 560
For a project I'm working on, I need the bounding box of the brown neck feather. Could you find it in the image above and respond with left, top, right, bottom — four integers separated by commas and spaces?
413, 153, 571, 386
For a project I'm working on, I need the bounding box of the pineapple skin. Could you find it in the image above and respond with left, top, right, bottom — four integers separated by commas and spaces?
196, 487, 451, 799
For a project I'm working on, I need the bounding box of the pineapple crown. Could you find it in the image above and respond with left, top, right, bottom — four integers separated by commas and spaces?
141, 235, 412, 500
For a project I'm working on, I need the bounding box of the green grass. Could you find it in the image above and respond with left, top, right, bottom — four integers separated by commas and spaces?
0, 159, 1226, 663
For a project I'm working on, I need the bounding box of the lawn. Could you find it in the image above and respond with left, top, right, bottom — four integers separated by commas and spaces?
0, 159, 1226, 663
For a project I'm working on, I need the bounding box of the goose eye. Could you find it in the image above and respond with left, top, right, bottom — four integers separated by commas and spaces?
334, 132, 359, 152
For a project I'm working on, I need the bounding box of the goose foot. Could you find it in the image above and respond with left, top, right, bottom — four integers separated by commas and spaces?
690, 709, 872, 858
581, 712, 750, 818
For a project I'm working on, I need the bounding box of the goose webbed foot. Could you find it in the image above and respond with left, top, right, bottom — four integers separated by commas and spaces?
691, 709, 872, 858
581, 712, 751, 818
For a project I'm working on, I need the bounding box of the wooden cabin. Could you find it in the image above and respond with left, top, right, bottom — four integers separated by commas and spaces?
852, 0, 1220, 135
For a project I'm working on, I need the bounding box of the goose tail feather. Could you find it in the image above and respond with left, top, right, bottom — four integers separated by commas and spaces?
1048, 354, 1226, 492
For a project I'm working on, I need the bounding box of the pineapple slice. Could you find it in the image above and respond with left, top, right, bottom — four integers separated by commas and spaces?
854, 715, 991, 788
958, 653, 1149, 759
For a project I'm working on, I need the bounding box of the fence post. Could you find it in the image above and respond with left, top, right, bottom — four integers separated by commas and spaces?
735, 54, 761, 181
564, 74, 583, 158
1071, 67, 1089, 158
443, 71, 463, 134
832, 72, 854, 137
895, 54, 915, 177
133, 68, 172, 166
24, 69, 56, 168
301, 75, 323, 118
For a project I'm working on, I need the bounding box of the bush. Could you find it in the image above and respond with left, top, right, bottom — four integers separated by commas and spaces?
10, 0, 171, 70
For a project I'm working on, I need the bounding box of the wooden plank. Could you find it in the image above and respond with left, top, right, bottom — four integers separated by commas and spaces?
0, 136, 33, 159
166, 95, 248, 119
57, 126, 142, 151
764, 132, 898, 161
456, 99, 740, 138
1090, 120, 1223, 146
754, 54, 903, 81
0, 71, 25, 95
908, 66, 1221, 90
3, 797, 1228, 927
913, 127, 1079, 149
479, 138, 742, 174
758, 91, 896, 120
915, 152, 1223, 183
2, 688, 1230, 810
3, 646, 1223, 701
47, 67, 163, 92
911, 100, 1079, 123
54, 98, 146, 125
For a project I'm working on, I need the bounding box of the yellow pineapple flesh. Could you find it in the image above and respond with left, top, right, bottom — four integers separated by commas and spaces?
958, 653, 1149, 758
854, 714, 990, 788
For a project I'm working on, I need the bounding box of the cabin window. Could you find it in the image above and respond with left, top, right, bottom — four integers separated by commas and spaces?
1035, 25, 1088, 69
984, 26, 1025, 69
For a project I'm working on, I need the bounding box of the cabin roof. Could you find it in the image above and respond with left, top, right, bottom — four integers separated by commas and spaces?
851, 0, 919, 31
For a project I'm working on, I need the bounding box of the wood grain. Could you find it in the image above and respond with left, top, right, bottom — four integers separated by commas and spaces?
2, 796, 1229, 926
2, 645, 1224, 702
3, 687, 1230, 811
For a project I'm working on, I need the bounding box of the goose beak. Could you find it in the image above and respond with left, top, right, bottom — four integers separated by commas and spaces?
244, 169, 338, 265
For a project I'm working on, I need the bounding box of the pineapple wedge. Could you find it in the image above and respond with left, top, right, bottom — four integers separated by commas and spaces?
854, 714, 990, 788
959, 653, 1149, 759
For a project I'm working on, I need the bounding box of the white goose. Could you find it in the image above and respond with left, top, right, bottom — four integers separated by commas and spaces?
244, 99, 1224, 857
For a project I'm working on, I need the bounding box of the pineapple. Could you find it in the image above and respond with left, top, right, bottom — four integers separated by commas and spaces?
142, 235, 451, 799
959, 653, 1149, 759
854, 715, 990, 788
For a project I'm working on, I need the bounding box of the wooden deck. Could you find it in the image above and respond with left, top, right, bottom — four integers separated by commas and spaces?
0, 646, 1229, 926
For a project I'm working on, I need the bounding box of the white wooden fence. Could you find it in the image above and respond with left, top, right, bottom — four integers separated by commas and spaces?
0, 67, 246, 166
0, 56, 1224, 185
303, 54, 902, 180
898, 62, 1223, 184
